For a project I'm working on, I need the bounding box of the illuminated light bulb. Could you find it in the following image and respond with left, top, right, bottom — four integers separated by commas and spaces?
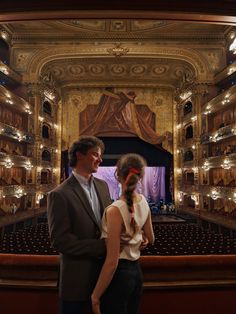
233, 193, 236, 203
24, 161, 33, 170
15, 188, 23, 199
230, 38, 236, 54
221, 159, 231, 170
180, 91, 192, 100
211, 190, 219, 200
176, 168, 182, 174
5, 158, 14, 168
202, 161, 210, 171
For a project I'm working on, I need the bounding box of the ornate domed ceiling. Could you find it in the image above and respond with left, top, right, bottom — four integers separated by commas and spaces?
1, 20, 233, 88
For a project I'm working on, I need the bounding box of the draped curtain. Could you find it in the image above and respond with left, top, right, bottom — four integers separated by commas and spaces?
79, 88, 172, 152
94, 166, 165, 203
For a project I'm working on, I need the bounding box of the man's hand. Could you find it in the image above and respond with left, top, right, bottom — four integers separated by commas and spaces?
140, 233, 149, 250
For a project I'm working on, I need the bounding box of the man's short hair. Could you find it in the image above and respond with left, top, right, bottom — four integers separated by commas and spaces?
69, 136, 105, 167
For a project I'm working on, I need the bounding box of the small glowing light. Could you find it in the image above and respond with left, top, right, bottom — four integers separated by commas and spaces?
178, 192, 183, 202
211, 190, 219, 200
24, 160, 33, 170
191, 116, 197, 122
5, 158, 14, 168
176, 168, 182, 174
221, 158, 231, 169
233, 193, 236, 203
192, 145, 196, 150
0, 66, 9, 75
230, 32, 235, 40
40, 144, 43, 149
6, 99, 13, 105
39, 116, 44, 122
180, 91, 192, 100
202, 161, 210, 171
15, 188, 23, 199
176, 124, 182, 130
36, 193, 44, 204
44, 90, 55, 100
229, 38, 236, 54
191, 194, 199, 205
17, 132, 23, 142
0, 30, 8, 40
228, 67, 235, 75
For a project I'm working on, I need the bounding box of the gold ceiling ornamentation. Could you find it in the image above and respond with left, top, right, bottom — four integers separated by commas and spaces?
107, 43, 129, 57
39, 58, 196, 88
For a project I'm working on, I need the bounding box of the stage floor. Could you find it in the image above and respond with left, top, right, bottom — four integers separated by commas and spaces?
152, 215, 186, 223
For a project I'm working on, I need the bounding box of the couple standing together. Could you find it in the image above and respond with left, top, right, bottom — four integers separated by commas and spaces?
47, 136, 155, 314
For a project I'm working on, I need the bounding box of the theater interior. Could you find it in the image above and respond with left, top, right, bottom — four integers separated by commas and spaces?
0, 1, 236, 313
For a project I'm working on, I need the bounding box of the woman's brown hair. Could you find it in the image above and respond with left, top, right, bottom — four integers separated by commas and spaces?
116, 153, 146, 232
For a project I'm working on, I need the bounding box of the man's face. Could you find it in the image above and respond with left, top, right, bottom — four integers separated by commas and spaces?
77, 146, 102, 174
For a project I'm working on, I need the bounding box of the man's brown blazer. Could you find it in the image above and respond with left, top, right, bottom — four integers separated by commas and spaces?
47, 174, 111, 301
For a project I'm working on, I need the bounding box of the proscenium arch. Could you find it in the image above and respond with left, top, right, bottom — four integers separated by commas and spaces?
25, 46, 210, 83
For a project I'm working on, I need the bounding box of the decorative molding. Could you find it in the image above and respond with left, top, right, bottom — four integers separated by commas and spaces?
107, 43, 129, 57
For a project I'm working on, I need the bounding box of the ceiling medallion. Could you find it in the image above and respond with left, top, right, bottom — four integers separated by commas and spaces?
107, 43, 129, 57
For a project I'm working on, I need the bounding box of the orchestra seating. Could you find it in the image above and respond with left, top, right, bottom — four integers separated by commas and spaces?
1, 221, 236, 255
0, 220, 236, 313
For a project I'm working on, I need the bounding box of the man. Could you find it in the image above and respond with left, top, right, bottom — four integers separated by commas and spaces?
47, 136, 112, 314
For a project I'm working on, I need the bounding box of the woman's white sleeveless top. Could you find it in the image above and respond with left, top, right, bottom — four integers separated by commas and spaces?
101, 194, 150, 261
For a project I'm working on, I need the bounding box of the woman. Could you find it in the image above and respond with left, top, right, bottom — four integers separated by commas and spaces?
91, 153, 155, 314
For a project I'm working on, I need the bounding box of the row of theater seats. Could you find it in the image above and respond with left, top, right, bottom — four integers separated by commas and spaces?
0, 222, 236, 255
0, 223, 58, 255
142, 223, 236, 256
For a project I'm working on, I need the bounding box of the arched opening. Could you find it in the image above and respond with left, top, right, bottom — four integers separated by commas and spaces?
183, 101, 193, 116
43, 101, 52, 116
185, 124, 193, 139
42, 150, 51, 162
42, 124, 50, 139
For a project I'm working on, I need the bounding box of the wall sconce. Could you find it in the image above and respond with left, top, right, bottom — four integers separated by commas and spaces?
178, 192, 183, 202
191, 194, 199, 205
211, 190, 220, 200
15, 188, 23, 199
24, 160, 33, 170
202, 161, 210, 171
5, 158, 14, 168
176, 168, 182, 175
221, 158, 231, 170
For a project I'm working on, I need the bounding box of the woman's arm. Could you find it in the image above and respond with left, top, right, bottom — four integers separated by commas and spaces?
91, 205, 123, 312
142, 210, 155, 245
